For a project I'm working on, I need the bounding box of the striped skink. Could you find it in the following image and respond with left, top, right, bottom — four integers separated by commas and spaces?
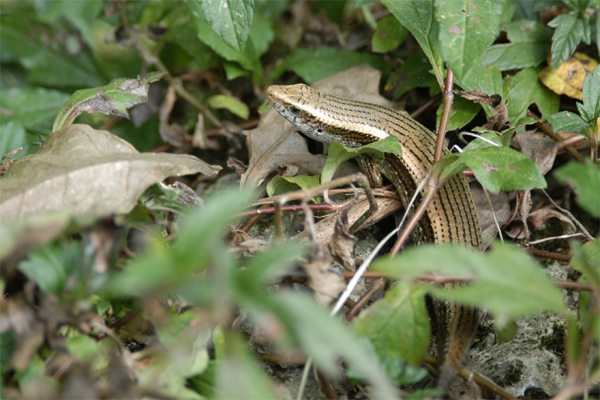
266, 84, 483, 392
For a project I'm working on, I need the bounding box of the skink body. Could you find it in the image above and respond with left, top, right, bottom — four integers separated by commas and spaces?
266, 84, 483, 392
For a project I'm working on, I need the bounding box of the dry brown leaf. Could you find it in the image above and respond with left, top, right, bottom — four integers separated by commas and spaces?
457, 90, 509, 131
513, 131, 558, 175
159, 85, 188, 146
470, 183, 510, 246
0, 124, 221, 220
529, 207, 576, 234
330, 208, 357, 270
241, 64, 394, 188
301, 245, 346, 305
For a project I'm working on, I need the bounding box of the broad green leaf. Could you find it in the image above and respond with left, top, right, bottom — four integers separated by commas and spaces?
504, 67, 559, 123
550, 111, 590, 135
66, 334, 100, 362
0, 15, 104, 87
381, 0, 444, 87
429, 242, 565, 325
164, 24, 220, 70
249, 12, 275, 58
548, 14, 591, 70
597, 7, 600, 56
554, 161, 600, 218
53, 72, 164, 131
0, 331, 16, 375
18, 242, 83, 295
199, 0, 254, 53
385, 50, 439, 98
460, 146, 547, 193
273, 47, 391, 84
186, 1, 261, 74
353, 282, 430, 367
372, 15, 408, 53
216, 335, 279, 400
0, 122, 28, 161
271, 292, 399, 399
483, 20, 552, 71
434, 0, 501, 84
321, 136, 402, 184
208, 94, 250, 119
0, 87, 70, 130
458, 64, 503, 117
110, 187, 255, 296
234, 242, 308, 289
570, 240, 600, 288
499, 0, 515, 23
266, 175, 320, 197
581, 65, 600, 121
563, 0, 591, 12
436, 94, 481, 131
372, 242, 566, 325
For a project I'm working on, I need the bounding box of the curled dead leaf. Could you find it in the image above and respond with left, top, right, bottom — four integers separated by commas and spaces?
0, 124, 220, 220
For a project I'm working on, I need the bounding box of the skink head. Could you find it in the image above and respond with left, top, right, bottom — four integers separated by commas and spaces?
266, 84, 335, 143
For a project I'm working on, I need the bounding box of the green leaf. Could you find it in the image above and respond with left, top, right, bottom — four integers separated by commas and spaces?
199, 0, 254, 53
321, 136, 402, 184
66, 334, 100, 362
385, 50, 439, 98
434, 0, 501, 84
266, 175, 321, 197
0, 331, 16, 375
459, 63, 503, 117
185, 1, 261, 73
353, 282, 430, 367
550, 111, 590, 135
563, 0, 591, 12
460, 146, 547, 193
164, 24, 220, 70
380, 0, 444, 87
372, 15, 408, 53
483, 20, 553, 71
581, 65, 600, 121
548, 13, 590, 70
504, 67, 559, 123
53, 72, 165, 131
270, 292, 399, 399
436, 94, 481, 131
110, 187, 255, 296
208, 94, 250, 119
273, 47, 391, 84
229, 242, 309, 305
570, 240, 600, 288
215, 335, 279, 399
372, 241, 566, 325
0, 14, 104, 88
554, 161, 600, 218
0, 122, 28, 161
18, 242, 83, 295
0, 87, 70, 130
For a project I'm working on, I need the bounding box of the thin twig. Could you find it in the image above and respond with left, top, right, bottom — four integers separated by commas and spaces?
423, 355, 518, 400
541, 189, 594, 241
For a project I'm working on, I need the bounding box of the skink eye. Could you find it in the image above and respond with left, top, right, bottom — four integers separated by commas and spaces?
289, 106, 301, 116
